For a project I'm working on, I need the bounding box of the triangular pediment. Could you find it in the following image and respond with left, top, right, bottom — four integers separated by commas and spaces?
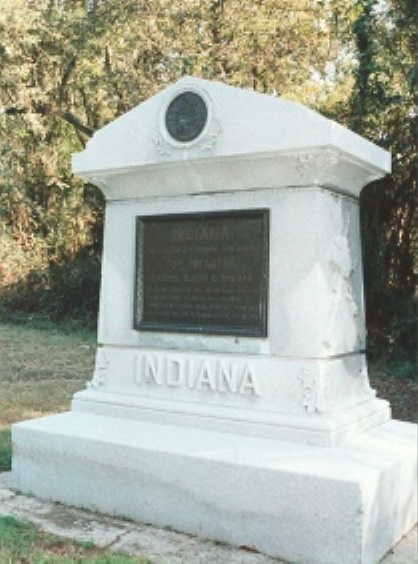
72, 76, 390, 199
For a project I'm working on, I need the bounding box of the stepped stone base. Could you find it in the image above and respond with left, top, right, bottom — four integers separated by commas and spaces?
12, 412, 417, 564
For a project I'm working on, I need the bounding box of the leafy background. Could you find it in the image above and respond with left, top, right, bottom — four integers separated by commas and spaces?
0, 0, 416, 375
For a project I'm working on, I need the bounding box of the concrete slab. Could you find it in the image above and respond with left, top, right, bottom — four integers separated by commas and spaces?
1, 471, 416, 563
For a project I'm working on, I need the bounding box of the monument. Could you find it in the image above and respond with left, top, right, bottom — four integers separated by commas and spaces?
12, 77, 417, 563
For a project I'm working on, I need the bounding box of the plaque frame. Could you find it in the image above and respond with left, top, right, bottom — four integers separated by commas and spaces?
134, 209, 269, 337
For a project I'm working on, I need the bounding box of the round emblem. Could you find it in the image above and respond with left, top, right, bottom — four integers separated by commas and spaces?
165, 91, 208, 143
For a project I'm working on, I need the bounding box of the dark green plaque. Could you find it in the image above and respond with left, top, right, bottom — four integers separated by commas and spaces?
134, 210, 269, 337
165, 91, 208, 143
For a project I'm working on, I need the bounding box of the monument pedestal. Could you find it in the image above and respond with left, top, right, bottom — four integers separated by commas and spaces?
12, 77, 417, 562
13, 412, 416, 564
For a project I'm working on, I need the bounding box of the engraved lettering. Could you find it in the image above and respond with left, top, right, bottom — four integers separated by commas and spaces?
135, 211, 269, 337
196, 361, 215, 391
238, 364, 260, 396
186, 358, 195, 389
218, 362, 239, 393
141, 354, 162, 385
171, 225, 230, 243
135, 353, 262, 397
166, 358, 183, 387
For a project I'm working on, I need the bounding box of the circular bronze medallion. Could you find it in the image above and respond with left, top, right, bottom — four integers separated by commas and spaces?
165, 91, 208, 143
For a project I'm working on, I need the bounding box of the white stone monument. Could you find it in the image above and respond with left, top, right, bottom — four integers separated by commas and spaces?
12, 77, 417, 563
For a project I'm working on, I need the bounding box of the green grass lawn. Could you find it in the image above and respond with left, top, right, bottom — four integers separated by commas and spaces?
0, 428, 11, 472
0, 516, 147, 563
0, 320, 96, 472
0, 319, 96, 427
0, 318, 96, 472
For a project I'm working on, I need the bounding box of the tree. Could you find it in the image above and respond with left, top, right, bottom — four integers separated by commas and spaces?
326, 0, 417, 366
0, 0, 334, 267
0, 0, 415, 360
355, 0, 416, 367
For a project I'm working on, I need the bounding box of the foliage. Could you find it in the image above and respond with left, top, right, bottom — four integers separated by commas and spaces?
320, 0, 417, 365
0, 0, 415, 364
0, 249, 101, 325
0, 0, 339, 321
351, 0, 417, 365
0, 428, 11, 472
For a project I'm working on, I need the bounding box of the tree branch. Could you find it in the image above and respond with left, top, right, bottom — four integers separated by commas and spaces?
60, 110, 95, 137
59, 55, 78, 105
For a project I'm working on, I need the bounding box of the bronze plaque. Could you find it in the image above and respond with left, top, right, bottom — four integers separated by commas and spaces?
135, 210, 269, 336
165, 91, 208, 143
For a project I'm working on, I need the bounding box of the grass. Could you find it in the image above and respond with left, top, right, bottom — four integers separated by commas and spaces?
0, 319, 96, 427
0, 318, 96, 473
0, 319, 152, 561
0, 516, 147, 563
0, 428, 11, 472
